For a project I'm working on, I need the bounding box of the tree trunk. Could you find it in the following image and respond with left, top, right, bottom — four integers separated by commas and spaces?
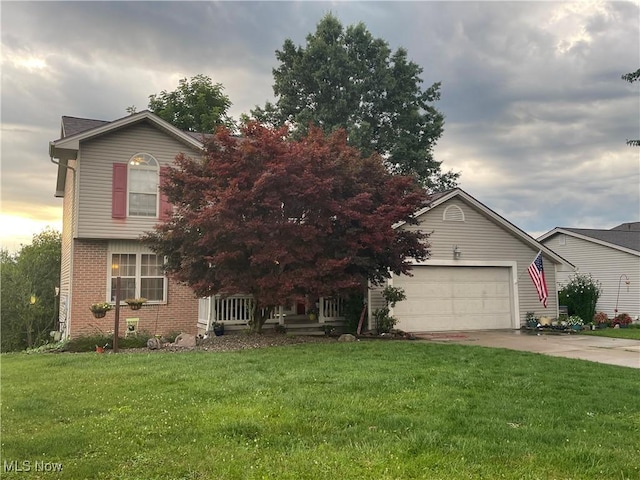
250, 303, 273, 333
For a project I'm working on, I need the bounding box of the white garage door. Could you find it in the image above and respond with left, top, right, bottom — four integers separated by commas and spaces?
392, 266, 514, 332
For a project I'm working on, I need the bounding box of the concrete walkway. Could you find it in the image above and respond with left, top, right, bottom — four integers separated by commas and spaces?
416, 330, 640, 369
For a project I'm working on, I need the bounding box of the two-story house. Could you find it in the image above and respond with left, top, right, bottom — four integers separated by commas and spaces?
51, 110, 574, 338
50, 110, 204, 339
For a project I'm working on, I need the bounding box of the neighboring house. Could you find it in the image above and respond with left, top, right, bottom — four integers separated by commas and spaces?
50, 110, 206, 339
539, 223, 640, 320
368, 189, 575, 332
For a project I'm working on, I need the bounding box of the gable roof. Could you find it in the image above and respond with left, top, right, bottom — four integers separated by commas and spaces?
50, 110, 207, 197
611, 222, 640, 232
538, 225, 640, 256
396, 188, 573, 267
50, 110, 205, 155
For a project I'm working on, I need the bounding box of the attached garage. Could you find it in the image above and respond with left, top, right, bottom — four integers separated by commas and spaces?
392, 265, 515, 332
367, 189, 574, 333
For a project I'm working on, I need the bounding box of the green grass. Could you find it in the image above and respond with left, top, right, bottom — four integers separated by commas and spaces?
2, 342, 639, 479
581, 326, 640, 340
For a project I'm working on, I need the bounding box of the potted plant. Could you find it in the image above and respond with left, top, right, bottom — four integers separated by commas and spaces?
306, 306, 319, 322
593, 311, 609, 329
89, 302, 112, 319
612, 313, 632, 328
124, 298, 147, 310
525, 312, 538, 329
567, 315, 584, 331
213, 321, 224, 336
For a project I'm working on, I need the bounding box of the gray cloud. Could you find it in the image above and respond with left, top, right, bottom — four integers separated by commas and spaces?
1, 1, 638, 250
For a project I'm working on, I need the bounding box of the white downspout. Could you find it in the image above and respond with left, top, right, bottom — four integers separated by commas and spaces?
50, 156, 76, 338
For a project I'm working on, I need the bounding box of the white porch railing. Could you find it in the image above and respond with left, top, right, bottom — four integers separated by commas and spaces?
321, 297, 345, 321
199, 295, 346, 331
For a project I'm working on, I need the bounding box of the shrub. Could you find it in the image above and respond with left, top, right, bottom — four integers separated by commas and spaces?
62, 332, 151, 352
163, 331, 181, 343
612, 313, 632, 327
118, 331, 152, 348
593, 311, 609, 326
558, 274, 601, 324
373, 286, 406, 334
62, 334, 112, 353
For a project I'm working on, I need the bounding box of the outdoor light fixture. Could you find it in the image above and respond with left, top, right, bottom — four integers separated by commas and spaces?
453, 245, 461, 260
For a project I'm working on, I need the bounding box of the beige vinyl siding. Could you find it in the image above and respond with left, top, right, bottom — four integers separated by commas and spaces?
59, 159, 76, 335
542, 234, 640, 319
367, 283, 387, 330
76, 121, 201, 239
399, 198, 559, 324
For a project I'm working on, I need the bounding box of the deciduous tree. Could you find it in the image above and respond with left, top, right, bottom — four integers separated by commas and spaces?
250, 14, 458, 191
622, 68, 640, 147
0, 229, 61, 351
143, 123, 429, 332
148, 74, 234, 133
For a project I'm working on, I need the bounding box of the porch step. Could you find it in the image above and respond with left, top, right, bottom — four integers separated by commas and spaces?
220, 321, 349, 336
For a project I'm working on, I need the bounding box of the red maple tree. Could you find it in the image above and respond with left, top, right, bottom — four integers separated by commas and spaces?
144, 123, 429, 332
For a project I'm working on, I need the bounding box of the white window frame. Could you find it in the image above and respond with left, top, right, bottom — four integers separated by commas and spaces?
107, 252, 167, 304
127, 152, 159, 218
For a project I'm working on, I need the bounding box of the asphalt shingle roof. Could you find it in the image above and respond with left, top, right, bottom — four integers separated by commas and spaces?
61, 116, 110, 138
563, 227, 640, 253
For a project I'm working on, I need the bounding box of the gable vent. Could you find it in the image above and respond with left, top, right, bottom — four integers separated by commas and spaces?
443, 205, 465, 222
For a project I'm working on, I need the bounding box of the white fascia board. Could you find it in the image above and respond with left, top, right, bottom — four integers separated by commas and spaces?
50, 110, 204, 154
395, 188, 574, 269
540, 228, 640, 257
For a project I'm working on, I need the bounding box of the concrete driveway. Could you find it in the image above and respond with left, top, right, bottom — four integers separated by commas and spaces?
416, 330, 640, 369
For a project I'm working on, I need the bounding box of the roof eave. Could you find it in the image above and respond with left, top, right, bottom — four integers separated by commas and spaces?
539, 228, 640, 257
52, 110, 205, 152
396, 188, 574, 269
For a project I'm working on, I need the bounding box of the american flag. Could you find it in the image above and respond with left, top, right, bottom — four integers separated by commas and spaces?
528, 252, 548, 308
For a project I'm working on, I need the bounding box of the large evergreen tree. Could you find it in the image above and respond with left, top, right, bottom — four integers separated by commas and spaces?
143, 123, 429, 333
250, 14, 458, 190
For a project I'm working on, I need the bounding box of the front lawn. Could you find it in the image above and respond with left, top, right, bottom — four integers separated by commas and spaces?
581, 326, 640, 340
2, 341, 639, 479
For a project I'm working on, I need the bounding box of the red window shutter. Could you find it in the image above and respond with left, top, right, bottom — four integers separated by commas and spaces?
112, 163, 127, 219
159, 166, 172, 220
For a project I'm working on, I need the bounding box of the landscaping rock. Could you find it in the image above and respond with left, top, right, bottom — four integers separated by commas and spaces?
147, 337, 162, 350
338, 334, 357, 342
174, 333, 196, 347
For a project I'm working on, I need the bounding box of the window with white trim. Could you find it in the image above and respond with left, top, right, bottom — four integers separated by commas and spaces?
110, 253, 166, 302
128, 153, 158, 217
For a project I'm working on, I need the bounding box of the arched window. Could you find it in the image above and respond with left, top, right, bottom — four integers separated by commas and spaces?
128, 153, 158, 217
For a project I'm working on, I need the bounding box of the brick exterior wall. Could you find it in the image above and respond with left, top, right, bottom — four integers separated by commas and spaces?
69, 239, 198, 338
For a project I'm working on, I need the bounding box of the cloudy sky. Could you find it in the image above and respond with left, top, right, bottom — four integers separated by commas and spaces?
1, 1, 639, 252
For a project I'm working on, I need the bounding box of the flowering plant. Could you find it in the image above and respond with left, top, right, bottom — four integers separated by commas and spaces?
559, 274, 601, 324
612, 313, 632, 327
124, 298, 147, 305
567, 315, 584, 326
593, 311, 609, 326
89, 302, 112, 313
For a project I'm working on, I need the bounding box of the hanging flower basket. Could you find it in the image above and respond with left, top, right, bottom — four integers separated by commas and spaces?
89, 302, 112, 319
124, 298, 147, 310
